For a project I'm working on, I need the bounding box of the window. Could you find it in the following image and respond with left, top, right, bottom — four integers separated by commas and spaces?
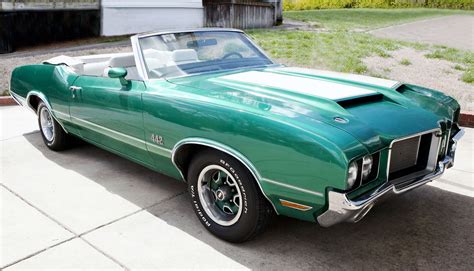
139, 31, 273, 79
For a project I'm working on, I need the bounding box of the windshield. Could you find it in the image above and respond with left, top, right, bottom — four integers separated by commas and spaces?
138, 31, 273, 79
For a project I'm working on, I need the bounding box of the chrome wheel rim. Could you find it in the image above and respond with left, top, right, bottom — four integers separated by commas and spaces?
197, 165, 243, 226
39, 107, 55, 142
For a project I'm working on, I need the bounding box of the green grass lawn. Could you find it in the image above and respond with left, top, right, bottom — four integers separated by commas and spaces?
251, 8, 474, 84
248, 30, 408, 74
425, 47, 474, 83
284, 8, 472, 30
247, 30, 474, 82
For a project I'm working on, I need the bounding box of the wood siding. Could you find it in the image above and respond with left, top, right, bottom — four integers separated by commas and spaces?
204, 1, 275, 29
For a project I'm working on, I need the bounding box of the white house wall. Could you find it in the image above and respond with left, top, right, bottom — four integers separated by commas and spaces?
101, 0, 204, 36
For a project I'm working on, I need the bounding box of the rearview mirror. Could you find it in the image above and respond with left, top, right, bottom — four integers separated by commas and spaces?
107, 67, 129, 86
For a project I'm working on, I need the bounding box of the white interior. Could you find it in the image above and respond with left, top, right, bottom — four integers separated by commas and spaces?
43, 49, 199, 81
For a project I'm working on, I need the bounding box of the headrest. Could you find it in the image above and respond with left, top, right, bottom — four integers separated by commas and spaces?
143, 49, 167, 58
171, 49, 198, 63
108, 53, 135, 68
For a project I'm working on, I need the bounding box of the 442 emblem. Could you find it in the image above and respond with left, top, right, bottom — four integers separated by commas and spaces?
151, 134, 164, 145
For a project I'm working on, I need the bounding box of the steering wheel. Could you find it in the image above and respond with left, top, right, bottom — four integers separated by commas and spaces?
222, 52, 243, 60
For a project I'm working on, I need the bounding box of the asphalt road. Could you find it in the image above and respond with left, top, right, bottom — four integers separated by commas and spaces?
1, 105, 473, 270
370, 15, 474, 51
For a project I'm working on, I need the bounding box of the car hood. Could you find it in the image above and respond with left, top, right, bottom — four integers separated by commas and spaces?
168, 66, 455, 153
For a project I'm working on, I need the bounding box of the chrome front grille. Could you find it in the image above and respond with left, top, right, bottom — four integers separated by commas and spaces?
388, 130, 441, 183
389, 136, 421, 174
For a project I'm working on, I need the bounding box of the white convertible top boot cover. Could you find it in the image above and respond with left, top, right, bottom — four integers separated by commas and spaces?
43, 55, 85, 74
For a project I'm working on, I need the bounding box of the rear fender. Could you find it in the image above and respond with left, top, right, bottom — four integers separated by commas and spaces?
10, 64, 77, 133
26, 91, 69, 133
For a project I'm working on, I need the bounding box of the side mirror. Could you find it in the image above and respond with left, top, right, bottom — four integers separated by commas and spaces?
107, 67, 129, 86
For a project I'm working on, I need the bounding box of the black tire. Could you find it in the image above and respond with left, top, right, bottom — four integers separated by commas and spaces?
188, 149, 274, 243
37, 102, 71, 151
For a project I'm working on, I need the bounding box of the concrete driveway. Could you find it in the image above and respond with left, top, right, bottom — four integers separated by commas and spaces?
1, 105, 473, 270
370, 15, 474, 51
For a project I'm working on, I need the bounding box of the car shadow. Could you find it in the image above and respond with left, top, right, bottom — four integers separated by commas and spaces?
23, 132, 474, 270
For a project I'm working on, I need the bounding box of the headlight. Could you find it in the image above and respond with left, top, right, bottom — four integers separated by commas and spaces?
361, 155, 373, 180
347, 161, 358, 188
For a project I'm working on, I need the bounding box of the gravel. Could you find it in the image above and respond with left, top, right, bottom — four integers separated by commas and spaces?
364, 47, 473, 112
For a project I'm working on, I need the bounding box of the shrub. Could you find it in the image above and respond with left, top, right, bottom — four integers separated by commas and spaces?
427, 0, 474, 9
284, 0, 354, 11
356, 0, 391, 8
283, 0, 474, 10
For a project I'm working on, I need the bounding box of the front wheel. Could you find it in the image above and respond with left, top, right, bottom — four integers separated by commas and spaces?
37, 102, 71, 151
188, 150, 273, 242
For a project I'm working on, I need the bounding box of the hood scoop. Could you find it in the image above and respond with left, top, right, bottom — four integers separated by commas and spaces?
337, 94, 384, 108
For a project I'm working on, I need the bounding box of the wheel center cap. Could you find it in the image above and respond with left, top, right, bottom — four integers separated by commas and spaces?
216, 190, 225, 201
215, 187, 232, 201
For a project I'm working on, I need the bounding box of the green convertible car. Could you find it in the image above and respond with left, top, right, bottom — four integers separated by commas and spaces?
10, 29, 464, 242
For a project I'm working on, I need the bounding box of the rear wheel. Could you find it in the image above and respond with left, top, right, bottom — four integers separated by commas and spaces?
37, 102, 71, 151
188, 150, 273, 242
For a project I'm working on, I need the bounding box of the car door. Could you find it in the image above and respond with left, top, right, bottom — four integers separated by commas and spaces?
68, 75, 153, 167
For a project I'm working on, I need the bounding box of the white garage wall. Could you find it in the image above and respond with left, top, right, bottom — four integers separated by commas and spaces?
101, 0, 204, 36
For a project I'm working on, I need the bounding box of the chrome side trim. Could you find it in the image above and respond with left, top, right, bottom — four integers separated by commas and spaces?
52, 109, 70, 120
261, 178, 324, 198
70, 116, 144, 149
318, 155, 457, 227
51, 110, 172, 157
9, 91, 25, 105
172, 138, 279, 214
69, 116, 172, 156
146, 142, 173, 158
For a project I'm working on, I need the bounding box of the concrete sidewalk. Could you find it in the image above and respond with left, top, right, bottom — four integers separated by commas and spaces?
370, 15, 474, 51
1, 105, 473, 270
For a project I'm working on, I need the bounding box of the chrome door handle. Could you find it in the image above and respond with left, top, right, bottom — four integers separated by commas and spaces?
69, 86, 82, 98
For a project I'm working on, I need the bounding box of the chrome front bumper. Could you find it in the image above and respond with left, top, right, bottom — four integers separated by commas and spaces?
317, 128, 465, 227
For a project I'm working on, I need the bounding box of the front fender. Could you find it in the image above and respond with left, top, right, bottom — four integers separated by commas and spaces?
400, 84, 461, 121
143, 90, 366, 222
